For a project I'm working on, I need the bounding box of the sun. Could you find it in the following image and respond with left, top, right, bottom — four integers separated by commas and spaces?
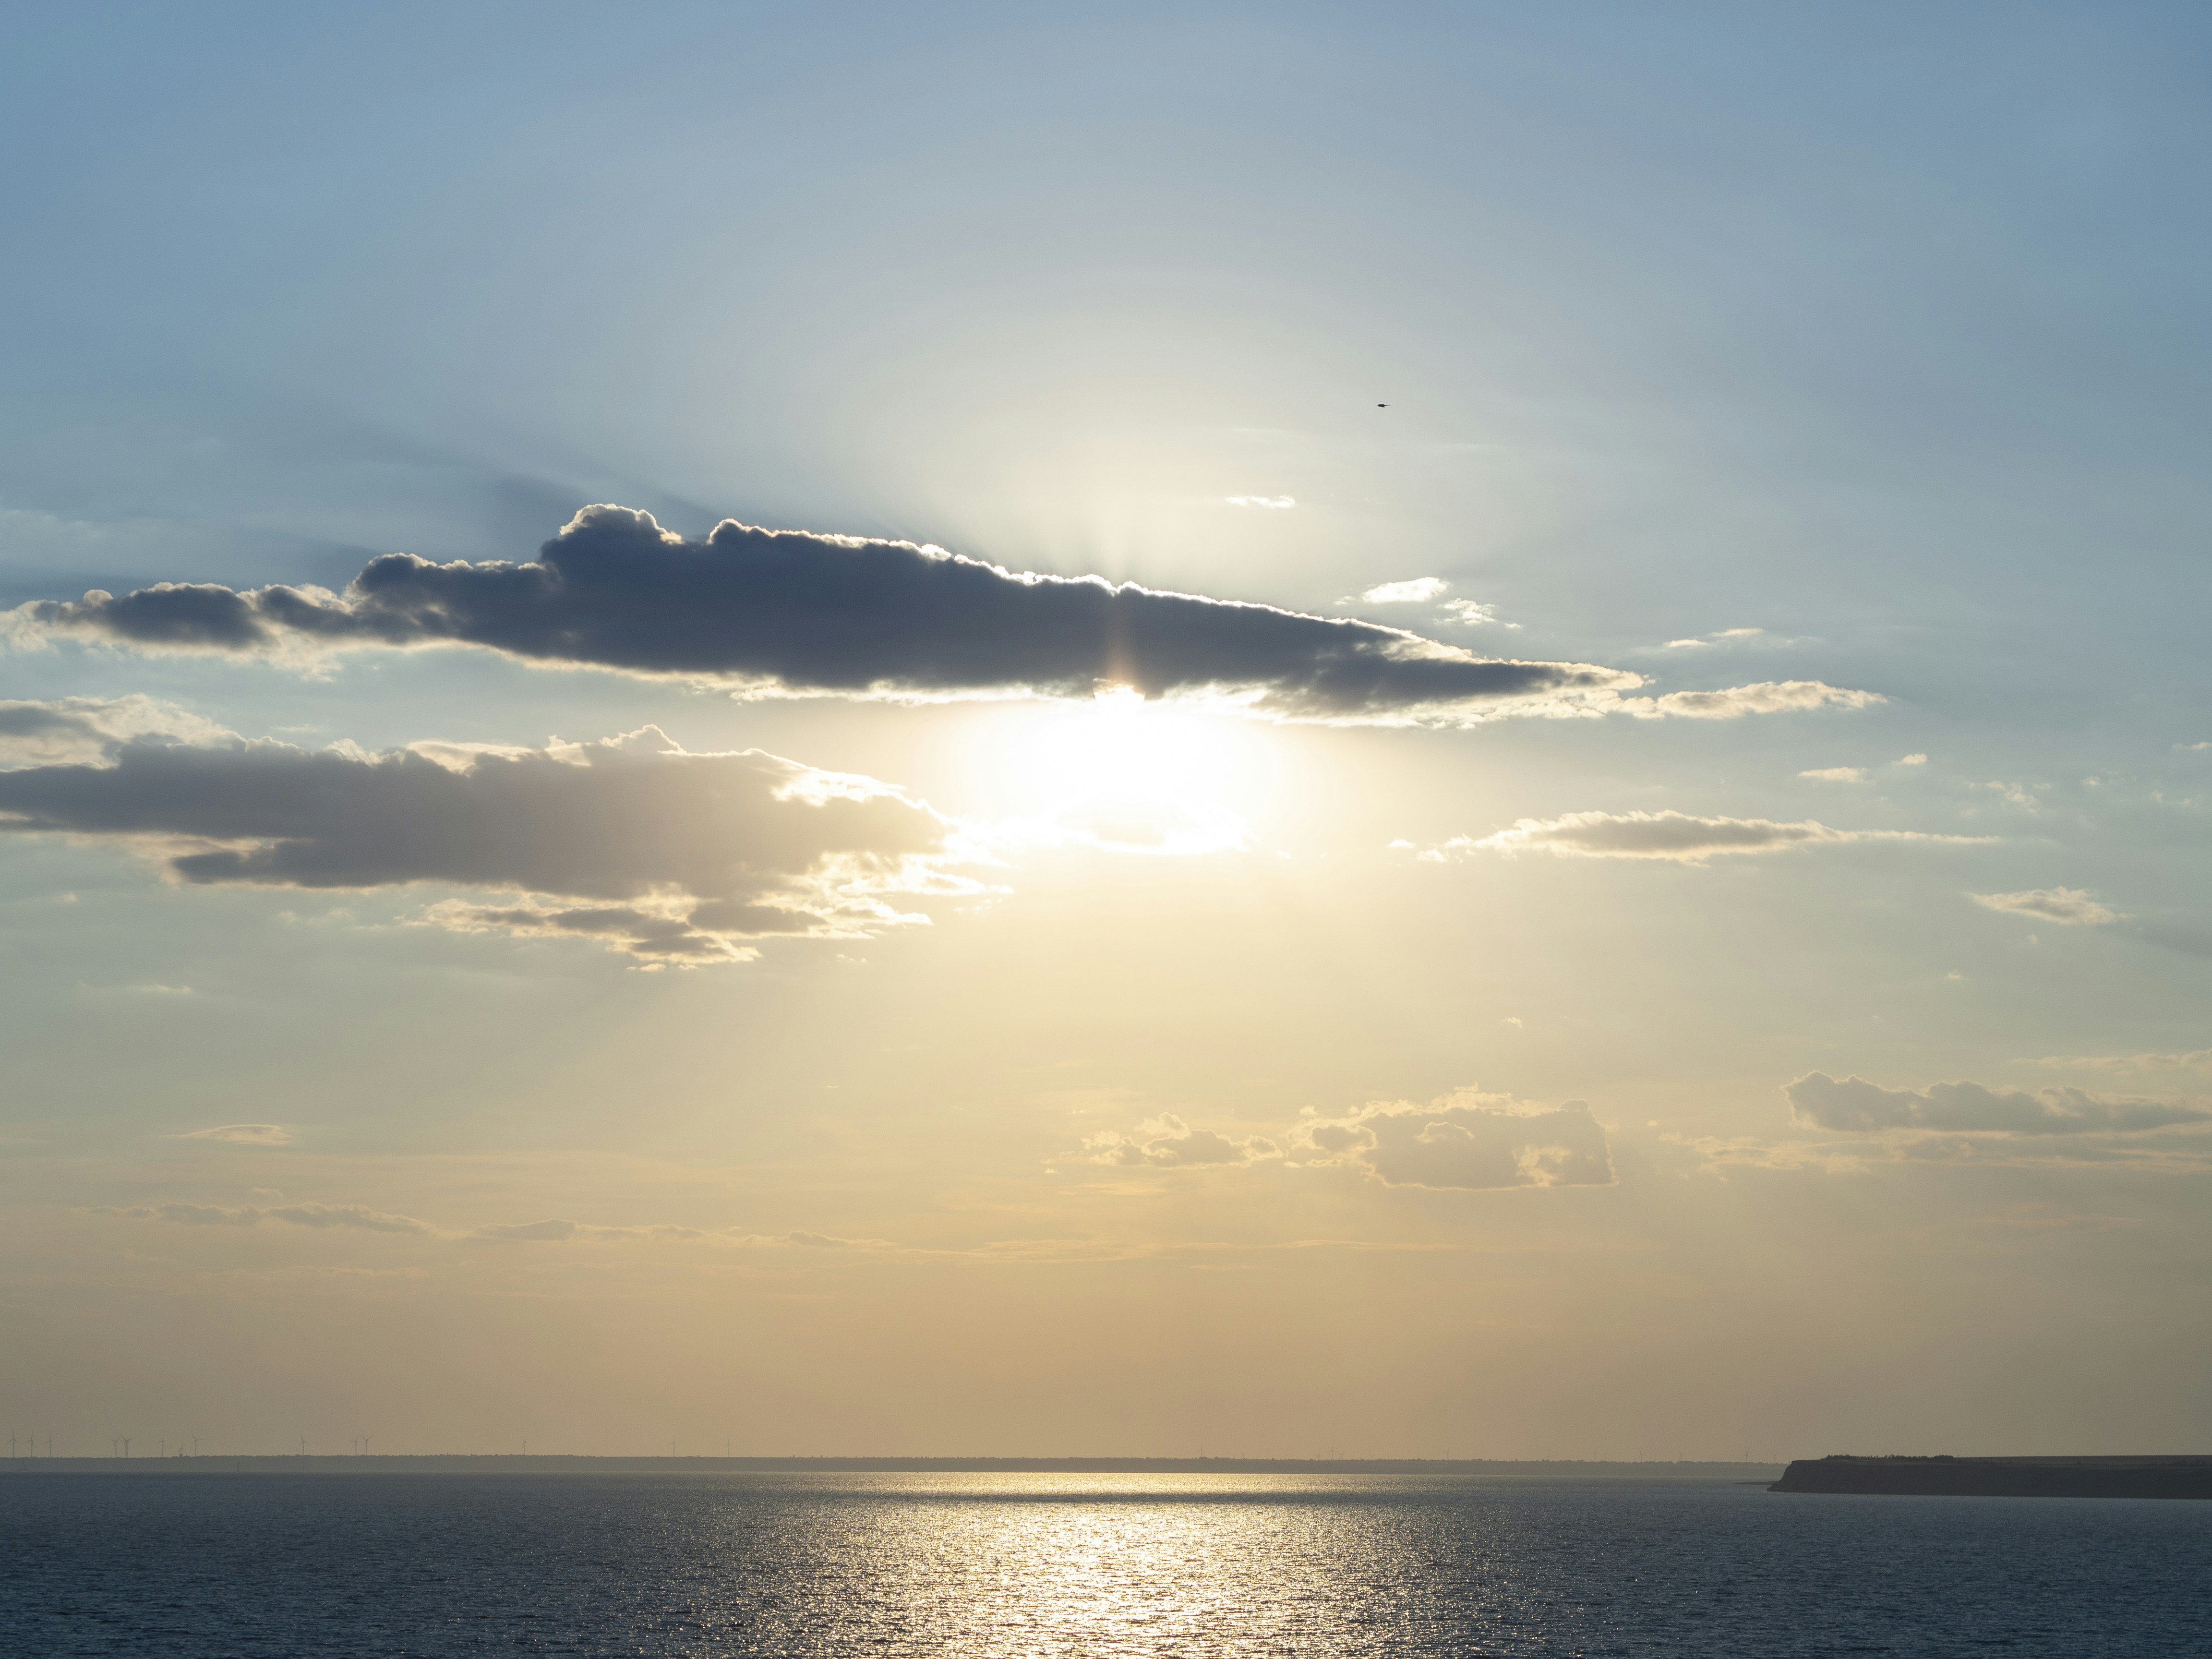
999, 688, 1258, 854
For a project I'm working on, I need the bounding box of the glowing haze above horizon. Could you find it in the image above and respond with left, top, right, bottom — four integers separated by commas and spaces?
3, 2, 2210, 1461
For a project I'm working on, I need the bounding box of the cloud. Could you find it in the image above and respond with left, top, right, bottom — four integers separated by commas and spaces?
0, 721, 971, 963
88, 1201, 433, 1233
1665, 628, 1765, 649
1437, 598, 1517, 628
1624, 681, 1882, 719
7, 506, 1646, 728
1970, 887, 2121, 926
1799, 767, 1868, 782
1299, 1089, 1613, 1190
0, 695, 231, 769
1083, 1114, 1282, 1168
1354, 577, 1450, 604
1417, 809, 1991, 864
1784, 1072, 2210, 1136
1897, 753, 1929, 766
1225, 496, 1295, 509
177, 1123, 291, 1145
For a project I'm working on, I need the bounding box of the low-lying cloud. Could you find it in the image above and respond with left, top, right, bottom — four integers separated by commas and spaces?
0, 695, 232, 769
1623, 681, 1882, 719
1299, 1089, 1614, 1190
177, 1123, 292, 1145
88, 1201, 433, 1233
0, 714, 969, 962
1083, 1114, 1282, 1168
1417, 809, 1991, 864
2, 505, 1879, 728
1785, 1072, 2210, 1136
1970, 887, 2122, 926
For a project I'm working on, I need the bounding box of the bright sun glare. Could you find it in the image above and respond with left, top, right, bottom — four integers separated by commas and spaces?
1003, 688, 1257, 855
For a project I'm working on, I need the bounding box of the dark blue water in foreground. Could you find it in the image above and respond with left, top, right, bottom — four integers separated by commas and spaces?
5, 1472, 2208, 1656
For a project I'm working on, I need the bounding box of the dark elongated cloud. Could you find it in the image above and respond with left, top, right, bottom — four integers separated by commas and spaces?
0, 714, 968, 962
0, 504, 1876, 725
1785, 1072, 2211, 1136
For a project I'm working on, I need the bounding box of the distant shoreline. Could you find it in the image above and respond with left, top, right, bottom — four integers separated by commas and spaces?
1771, 1456, 2212, 1500
1, 1455, 1786, 1479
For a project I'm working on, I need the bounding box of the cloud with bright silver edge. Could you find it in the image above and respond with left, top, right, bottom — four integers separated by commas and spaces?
1414, 809, 1991, 864
0, 695, 231, 768
1298, 1089, 1613, 1190
0, 712, 971, 964
1, 505, 1874, 728
1785, 1072, 2209, 1136
1970, 887, 2122, 926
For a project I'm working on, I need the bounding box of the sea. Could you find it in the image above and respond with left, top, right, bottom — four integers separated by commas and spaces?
5, 1471, 2207, 1656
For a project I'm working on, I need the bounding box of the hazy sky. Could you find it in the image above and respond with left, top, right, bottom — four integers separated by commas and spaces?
4, 2, 2210, 1460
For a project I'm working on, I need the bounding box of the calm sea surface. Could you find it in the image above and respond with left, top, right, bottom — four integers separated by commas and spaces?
5, 1472, 2208, 1656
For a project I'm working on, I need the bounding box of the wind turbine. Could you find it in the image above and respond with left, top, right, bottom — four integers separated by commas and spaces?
120, 1436, 132, 1458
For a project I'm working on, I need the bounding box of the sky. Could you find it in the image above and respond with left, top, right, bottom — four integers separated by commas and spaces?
3, 1, 2210, 1461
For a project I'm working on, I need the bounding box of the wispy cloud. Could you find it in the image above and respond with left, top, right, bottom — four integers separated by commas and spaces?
87, 1201, 433, 1233
1970, 887, 2122, 926
1799, 766, 1868, 782
1665, 627, 1766, 649
1414, 809, 1991, 864
1224, 495, 1295, 509
177, 1124, 291, 1145
1623, 681, 1882, 720
1786, 1071, 2209, 1136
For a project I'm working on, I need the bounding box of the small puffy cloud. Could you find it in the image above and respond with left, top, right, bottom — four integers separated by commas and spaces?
6, 506, 1639, 729
177, 1123, 291, 1145
1897, 753, 1929, 766
1225, 496, 1295, 509
1971, 887, 2121, 926
1437, 598, 1517, 629
1298, 1088, 1613, 1190
1083, 1114, 1282, 1168
0, 696, 231, 769
1800, 767, 1869, 782
1418, 809, 1990, 864
0, 723, 970, 964
1355, 577, 1451, 604
89, 1201, 433, 1233
1785, 1072, 2210, 1136
1625, 681, 1882, 720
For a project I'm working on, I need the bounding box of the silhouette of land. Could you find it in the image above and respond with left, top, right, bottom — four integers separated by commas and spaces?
1772, 1456, 2212, 1500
